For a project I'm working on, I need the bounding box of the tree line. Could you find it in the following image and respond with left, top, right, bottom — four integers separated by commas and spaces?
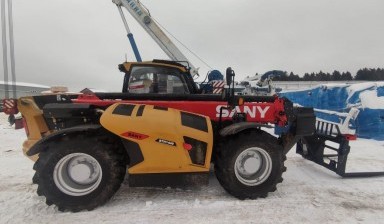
269, 68, 384, 81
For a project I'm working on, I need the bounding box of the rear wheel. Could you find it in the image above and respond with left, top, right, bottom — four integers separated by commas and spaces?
53, 153, 103, 196
215, 130, 285, 199
33, 134, 126, 212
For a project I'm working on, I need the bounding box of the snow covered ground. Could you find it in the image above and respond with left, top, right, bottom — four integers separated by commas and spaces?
0, 113, 383, 224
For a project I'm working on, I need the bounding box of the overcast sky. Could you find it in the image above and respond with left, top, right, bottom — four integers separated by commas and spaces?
1, 0, 384, 91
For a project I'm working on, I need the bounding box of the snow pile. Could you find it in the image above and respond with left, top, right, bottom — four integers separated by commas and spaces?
347, 83, 384, 109
280, 82, 384, 140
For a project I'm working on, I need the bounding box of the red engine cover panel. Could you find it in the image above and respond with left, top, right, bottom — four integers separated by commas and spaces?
74, 94, 288, 126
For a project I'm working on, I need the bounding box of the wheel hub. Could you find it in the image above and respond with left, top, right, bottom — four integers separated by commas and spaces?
67, 155, 99, 185
234, 147, 272, 186
54, 153, 103, 196
243, 156, 260, 174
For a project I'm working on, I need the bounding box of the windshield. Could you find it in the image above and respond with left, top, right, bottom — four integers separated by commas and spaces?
125, 66, 190, 94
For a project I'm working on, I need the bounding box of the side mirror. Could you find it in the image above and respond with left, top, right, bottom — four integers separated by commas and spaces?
226, 67, 234, 86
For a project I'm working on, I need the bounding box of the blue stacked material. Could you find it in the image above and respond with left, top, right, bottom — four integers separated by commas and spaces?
199, 83, 213, 93
208, 70, 224, 82
199, 70, 224, 93
279, 83, 384, 140
356, 109, 384, 139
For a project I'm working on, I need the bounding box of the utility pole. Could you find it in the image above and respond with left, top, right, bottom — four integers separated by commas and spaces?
1, 0, 16, 99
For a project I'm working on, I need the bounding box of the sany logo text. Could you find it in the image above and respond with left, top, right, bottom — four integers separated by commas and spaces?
216, 105, 270, 118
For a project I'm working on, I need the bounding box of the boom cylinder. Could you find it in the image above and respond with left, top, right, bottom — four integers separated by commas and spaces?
116, 5, 142, 62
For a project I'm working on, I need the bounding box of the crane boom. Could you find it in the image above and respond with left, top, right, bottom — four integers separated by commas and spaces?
113, 0, 199, 77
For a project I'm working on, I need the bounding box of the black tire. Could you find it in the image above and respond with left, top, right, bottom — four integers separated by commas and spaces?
32, 134, 126, 212
8, 114, 15, 125
215, 130, 286, 199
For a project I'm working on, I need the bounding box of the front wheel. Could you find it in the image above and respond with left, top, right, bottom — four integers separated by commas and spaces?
32, 135, 126, 212
215, 131, 285, 199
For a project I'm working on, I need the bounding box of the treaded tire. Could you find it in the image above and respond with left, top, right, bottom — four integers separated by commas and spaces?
32, 134, 126, 212
215, 130, 285, 199
8, 114, 15, 125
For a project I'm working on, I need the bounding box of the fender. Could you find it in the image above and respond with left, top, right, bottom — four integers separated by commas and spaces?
26, 125, 102, 156
219, 122, 273, 137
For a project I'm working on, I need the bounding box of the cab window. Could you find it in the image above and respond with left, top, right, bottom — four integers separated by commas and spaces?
127, 66, 189, 94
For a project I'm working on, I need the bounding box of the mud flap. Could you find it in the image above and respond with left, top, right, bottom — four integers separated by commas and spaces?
297, 119, 384, 178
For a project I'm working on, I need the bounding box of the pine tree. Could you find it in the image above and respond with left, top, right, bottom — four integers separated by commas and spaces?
341, 72, 353, 80
332, 70, 342, 81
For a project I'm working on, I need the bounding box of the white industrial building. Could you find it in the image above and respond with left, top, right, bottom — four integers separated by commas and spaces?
0, 81, 50, 99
